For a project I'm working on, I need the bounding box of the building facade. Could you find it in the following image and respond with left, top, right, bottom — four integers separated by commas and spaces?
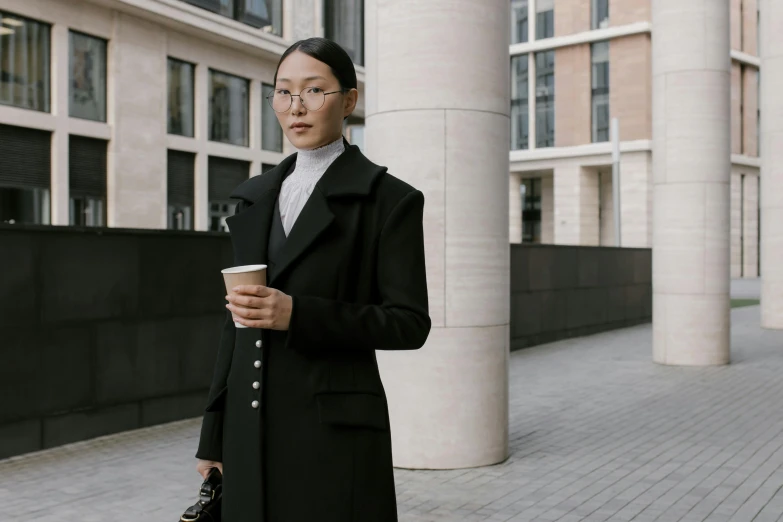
0, 0, 365, 233
509, 0, 761, 280
0, 0, 763, 279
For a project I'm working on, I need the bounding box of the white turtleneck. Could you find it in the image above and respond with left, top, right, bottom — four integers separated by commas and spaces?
278, 137, 345, 236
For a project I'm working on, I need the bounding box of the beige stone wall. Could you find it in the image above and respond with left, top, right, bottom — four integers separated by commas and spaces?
742, 173, 760, 277
619, 150, 653, 247
731, 0, 743, 51
541, 175, 554, 243
554, 163, 599, 246
599, 169, 614, 246
731, 63, 742, 155
555, 44, 591, 147
554, 0, 590, 36
743, 67, 759, 156
609, 0, 650, 26
610, 34, 652, 141
509, 175, 522, 244
743, 0, 759, 55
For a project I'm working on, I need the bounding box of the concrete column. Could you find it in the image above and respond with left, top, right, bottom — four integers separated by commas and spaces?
553, 164, 599, 246
731, 173, 742, 278
760, 0, 783, 328
366, 0, 510, 469
107, 14, 167, 229
510, 174, 522, 244
652, 1, 731, 365
541, 175, 554, 243
50, 24, 70, 226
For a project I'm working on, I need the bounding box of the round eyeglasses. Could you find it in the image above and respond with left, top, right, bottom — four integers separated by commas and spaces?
266, 87, 346, 112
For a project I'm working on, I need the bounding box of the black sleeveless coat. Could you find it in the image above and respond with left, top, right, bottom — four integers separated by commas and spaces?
195, 140, 431, 522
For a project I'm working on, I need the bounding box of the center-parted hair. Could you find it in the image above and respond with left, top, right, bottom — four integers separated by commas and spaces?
273, 37, 358, 92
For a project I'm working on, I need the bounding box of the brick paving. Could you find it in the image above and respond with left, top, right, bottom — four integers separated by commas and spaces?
2, 305, 783, 522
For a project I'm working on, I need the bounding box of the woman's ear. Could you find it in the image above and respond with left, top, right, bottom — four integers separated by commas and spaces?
343, 88, 359, 118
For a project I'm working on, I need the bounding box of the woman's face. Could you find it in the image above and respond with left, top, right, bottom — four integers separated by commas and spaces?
273, 51, 358, 150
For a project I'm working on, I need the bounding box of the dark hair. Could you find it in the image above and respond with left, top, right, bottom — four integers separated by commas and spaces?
273, 37, 357, 91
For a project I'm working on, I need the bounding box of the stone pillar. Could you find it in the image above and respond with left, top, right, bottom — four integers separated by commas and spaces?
742, 174, 760, 278
366, 0, 510, 469
541, 175, 554, 243
554, 164, 599, 246
760, 0, 783, 329
510, 174, 522, 244
651, 1, 731, 365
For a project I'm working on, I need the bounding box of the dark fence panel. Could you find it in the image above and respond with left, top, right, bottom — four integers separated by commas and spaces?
510, 244, 652, 351
0, 224, 233, 459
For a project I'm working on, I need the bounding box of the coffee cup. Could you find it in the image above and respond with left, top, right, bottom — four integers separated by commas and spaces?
221, 264, 267, 328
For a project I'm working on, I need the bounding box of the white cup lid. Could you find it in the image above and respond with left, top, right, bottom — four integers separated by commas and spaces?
221, 264, 268, 274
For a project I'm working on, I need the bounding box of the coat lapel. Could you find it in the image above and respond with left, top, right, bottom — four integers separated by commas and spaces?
224, 138, 388, 286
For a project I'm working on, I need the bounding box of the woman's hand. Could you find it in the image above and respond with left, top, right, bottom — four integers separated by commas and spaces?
196, 459, 223, 479
226, 285, 293, 330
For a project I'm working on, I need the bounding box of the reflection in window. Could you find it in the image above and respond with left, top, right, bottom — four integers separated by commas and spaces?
69, 196, 104, 227
591, 41, 610, 143
209, 70, 249, 147
535, 51, 555, 148
69, 31, 107, 122
168, 58, 195, 137
0, 11, 50, 112
521, 178, 541, 244
536, 0, 554, 40
262, 83, 283, 152
511, 54, 529, 150
239, 0, 283, 34
324, 0, 363, 65
591, 0, 609, 30
511, 0, 528, 44
0, 187, 50, 225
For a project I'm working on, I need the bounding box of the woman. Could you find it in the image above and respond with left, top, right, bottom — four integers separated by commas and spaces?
194, 37, 431, 522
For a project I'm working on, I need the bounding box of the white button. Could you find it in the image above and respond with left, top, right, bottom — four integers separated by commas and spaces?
254, 360, 261, 368
256, 340, 262, 348
252, 381, 260, 389
251, 400, 259, 409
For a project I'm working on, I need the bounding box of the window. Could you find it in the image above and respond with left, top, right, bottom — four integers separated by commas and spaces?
535, 51, 555, 148
344, 115, 364, 152
261, 83, 283, 152
591, 0, 609, 30
69, 31, 107, 122
511, 54, 529, 150
168, 58, 195, 137
536, 0, 554, 40
511, 0, 528, 44
0, 124, 51, 224
181, 0, 283, 35
521, 178, 541, 243
209, 70, 249, 147
208, 156, 249, 232
69, 135, 107, 227
0, 11, 50, 112
324, 0, 364, 66
591, 41, 610, 143
167, 150, 195, 230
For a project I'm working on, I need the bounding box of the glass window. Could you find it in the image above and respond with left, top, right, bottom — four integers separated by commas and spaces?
168, 58, 195, 137
324, 0, 364, 66
209, 69, 249, 147
511, 54, 529, 150
0, 187, 50, 225
591, 41, 610, 143
261, 83, 283, 152
535, 51, 555, 148
521, 178, 542, 243
536, 0, 554, 40
511, 0, 528, 44
69, 31, 107, 122
69, 196, 104, 227
238, 0, 283, 35
0, 11, 50, 112
591, 0, 609, 30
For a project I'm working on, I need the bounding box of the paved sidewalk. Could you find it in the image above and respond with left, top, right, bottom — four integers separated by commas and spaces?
2, 306, 783, 522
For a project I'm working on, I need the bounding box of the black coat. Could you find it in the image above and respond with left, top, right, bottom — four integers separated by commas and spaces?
195, 139, 431, 522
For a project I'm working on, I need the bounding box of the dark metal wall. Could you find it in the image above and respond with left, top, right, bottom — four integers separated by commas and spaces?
0, 227, 652, 459
510, 244, 652, 351
0, 224, 233, 459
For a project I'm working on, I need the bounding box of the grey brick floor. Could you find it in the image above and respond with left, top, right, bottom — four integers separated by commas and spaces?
2, 305, 782, 522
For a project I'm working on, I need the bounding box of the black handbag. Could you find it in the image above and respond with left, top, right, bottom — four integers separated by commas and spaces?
180, 467, 222, 522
